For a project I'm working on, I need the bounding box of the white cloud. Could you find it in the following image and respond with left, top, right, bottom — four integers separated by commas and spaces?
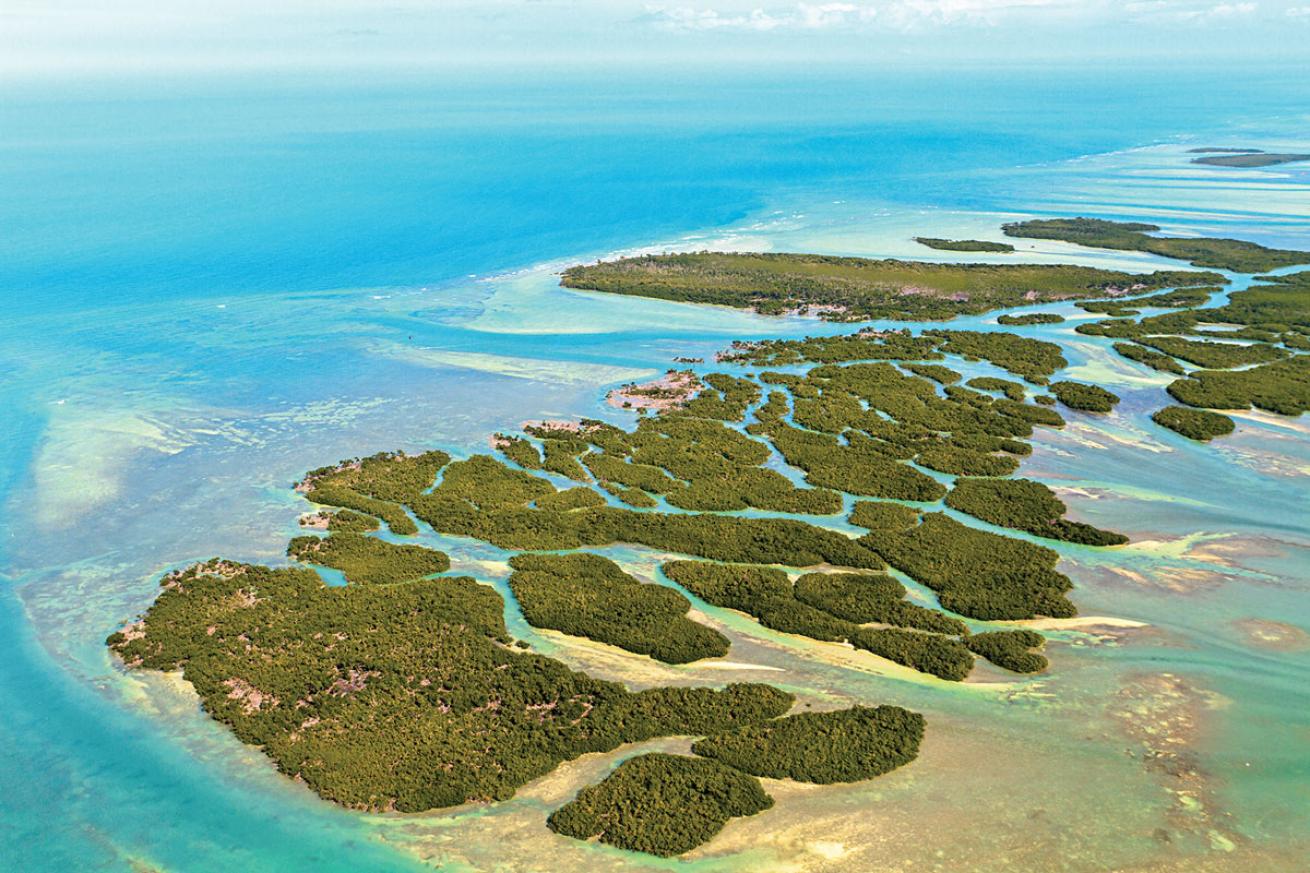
1129, 0, 1258, 22
642, 0, 1072, 33
642, 5, 786, 30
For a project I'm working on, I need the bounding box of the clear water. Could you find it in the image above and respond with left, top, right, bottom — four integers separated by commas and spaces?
1, 65, 1307, 871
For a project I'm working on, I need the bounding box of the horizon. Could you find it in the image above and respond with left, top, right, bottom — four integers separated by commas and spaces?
4, 0, 1310, 80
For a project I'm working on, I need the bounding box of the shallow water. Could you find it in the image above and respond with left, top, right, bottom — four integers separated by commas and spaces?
1, 66, 1308, 871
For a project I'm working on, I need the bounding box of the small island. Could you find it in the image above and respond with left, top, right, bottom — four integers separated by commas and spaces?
1188, 148, 1310, 168
914, 237, 1015, 253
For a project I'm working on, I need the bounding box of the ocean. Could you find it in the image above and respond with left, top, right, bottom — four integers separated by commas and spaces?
1, 63, 1307, 871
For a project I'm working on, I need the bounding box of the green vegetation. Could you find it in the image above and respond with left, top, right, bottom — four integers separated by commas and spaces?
965, 629, 1048, 673
287, 534, 450, 585
109, 560, 792, 812
533, 486, 607, 512
1151, 406, 1236, 441
861, 513, 1076, 620
662, 561, 854, 642
561, 251, 1219, 322
495, 435, 543, 469
998, 312, 1064, 326
1003, 217, 1308, 273
967, 376, 1026, 401
301, 450, 450, 536
547, 754, 774, 857
926, 330, 1067, 380
507, 553, 729, 664
1167, 355, 1310, 416
1082, 288, 1215, 312
903, 363, 960, 383
794, 572, 967, 635
945, 478, 1128, 546
411, 457, 879, 567
849, 627, 974, 681
662, 561, 973, 675
849, 501, 920, 531
692, 705, 923, 783
722, 331, 942, 367
1113, 342, 1186, 374
766, 421, 948, 502
914, 237, 1014, 253
1049, 381, 1120, 413
324, 510, 380, 533
1137, 336, 1287, 369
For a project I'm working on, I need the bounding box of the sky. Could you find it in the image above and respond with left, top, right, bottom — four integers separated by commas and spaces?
3, 0, 1309, 78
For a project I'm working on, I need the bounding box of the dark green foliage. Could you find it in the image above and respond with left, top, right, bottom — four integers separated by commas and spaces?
1151, 406, 1236, 441
662, 561, 968, 661
993, 398, 1066, 427
723, 331, 942, 367
916, 445, 1020, 477
542, 440, 590, 481
903, 363, 961, 383
325, 510, 380, 533
1137, 336, 1287, 369
303, 449, 451, 536
677, 373, 761, 421
1049, 381, 1120, 412
926, 331, 1067, 380
428, 454, 556, 510
413, 461, 883, 566
945, 477, 1128, 545
562, 251, 1218, 322
533, 487, 607, 512
663, 560, 855, 642
600, 481, 658, 508
1034, 394, 1056, 406
1113, 343, 1186, 374
967, 376, 1026, 401
110, 561, 792, 812
1206, 271, 1310, 333
794, 572, 967, 635
848, 627, 974, 681
547, 754, 774, 857
1166, 355, 1310, 416
287, 534, 450, 585
768, 423, 948, 502
579, 411, 840, 514
692, 705, 923, 783
861, 513, 1076, 620
495, 435, 543, 469
914, 237, 1014, 253
998, 312, 1064, 325
1003, 217, 1307, 273
965, 630, 1048, 673
849, 501, 921, 531
507, 553, 729, 664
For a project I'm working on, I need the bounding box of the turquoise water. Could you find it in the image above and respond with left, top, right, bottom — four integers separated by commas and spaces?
2, 65, 1308, 871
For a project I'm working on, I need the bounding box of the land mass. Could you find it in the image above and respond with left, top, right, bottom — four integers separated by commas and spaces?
914, 237, 1015, 253
1003, 217, 1310, 273
1191, 151, 1310, 168
109, 226, 1310, 856
560, 251, 1221, 321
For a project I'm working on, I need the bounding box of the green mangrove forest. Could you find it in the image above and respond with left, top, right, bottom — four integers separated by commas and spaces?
109, 221, 1310, 856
